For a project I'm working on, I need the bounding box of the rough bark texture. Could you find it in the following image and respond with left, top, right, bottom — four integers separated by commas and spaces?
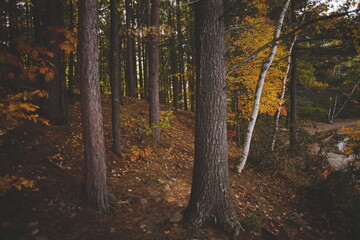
78, 0, 110, 213
184, 0, 241, 236
110, 0, 121, 156
236, 0, 291, 173
149, 0, 160, 143
125, 0, 136, 97
44, 0, 67, 125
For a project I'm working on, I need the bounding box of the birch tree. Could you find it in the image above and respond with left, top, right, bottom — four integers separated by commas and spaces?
236, 0, 291, 173
271, 1, 308, 152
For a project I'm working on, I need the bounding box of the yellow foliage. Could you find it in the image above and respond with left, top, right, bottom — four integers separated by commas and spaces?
226, 1, 288, 119
343, 122, 360, 160
0, 175, 35, 196
1, 90, 49, 128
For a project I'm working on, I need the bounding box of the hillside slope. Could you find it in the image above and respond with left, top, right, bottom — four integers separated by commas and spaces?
0, 96, 334, 240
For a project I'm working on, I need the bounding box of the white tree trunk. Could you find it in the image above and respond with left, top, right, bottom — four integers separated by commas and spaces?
270, 38, 296, 151
236, 0, 291, 173
328, 79, 360, 123
271, 0, 309, 151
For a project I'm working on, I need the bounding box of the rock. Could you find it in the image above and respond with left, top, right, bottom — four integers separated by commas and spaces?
169, 212, 183, 223
140, 199, 148, 205
148, 191, 161, 197
30, 228, 40, 235
164, 185, 171, 191
157, 179, 165, 185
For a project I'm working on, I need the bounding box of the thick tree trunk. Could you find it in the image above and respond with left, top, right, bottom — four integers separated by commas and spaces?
44, 0, 67, 125
110, 0, 121, 156
148, 0, 160, 143
184, 0, 241, 236
236, 0, 291, 173
125, 0, 136, 97
78, 0, 110, 213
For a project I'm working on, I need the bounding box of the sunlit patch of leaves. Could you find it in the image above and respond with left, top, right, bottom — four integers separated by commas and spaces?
0, 89, 49, 128
0, 175, 36, 196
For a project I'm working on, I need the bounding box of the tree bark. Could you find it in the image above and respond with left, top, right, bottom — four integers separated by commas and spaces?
148, 0, 160, 143
289, 47, 298, 152
44, 0, 67, 125
110, 0, 121, 156
125, 0, 136, 97
68, 0, 75, 103
168, 10, 179, 108
184, 0, 241, 236
236, 0, 291, 173
78, 0, 110, 213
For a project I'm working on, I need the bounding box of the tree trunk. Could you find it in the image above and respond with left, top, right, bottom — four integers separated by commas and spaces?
184, 0, 241, 236
168, 11, 178, 108
78, 0, 110, 213
68, 0, 75, 103
236, 0, 291, 173
289, 48, 298, 152
148, 0, 160, 143
110, 0, 121, 156
44, 0, 67, 125
125, 0, 136, 97
271, 35, 297, 152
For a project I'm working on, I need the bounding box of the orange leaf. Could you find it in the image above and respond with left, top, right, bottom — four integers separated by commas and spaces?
47, 51, 54, 58
44, 72, 54, 81
39, 67, 47, 75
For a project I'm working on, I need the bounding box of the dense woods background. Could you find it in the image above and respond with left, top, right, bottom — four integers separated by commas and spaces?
1, 0, 359, 239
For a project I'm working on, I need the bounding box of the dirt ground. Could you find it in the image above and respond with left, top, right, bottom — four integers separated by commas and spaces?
0, 96, 338, 240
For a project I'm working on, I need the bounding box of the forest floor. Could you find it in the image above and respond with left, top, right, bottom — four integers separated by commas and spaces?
0, 95, 343, 240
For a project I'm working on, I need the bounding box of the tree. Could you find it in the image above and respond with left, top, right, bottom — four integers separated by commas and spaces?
43, 0, 67, 124
125, 0, 136, 97
110, 0, 121, 156
78, 0, 110, 213
236, 0, 291, 173
184, 0, 241, 236
148, 0, 160, 143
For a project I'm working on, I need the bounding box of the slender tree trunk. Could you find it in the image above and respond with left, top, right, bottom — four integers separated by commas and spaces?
44, 0, 67, 125
125, 0, 136, 97
289, 48, 298, 151
78, 0, 110, 214
148, 0, 160, 143
138, 35, 144, 99
68, 0, 75, 103
168, 11, 179, 108
271, 35, 297, 151
236, 0, 291, 173
184, 0, 241, 236
110, 0, 121, 156
328, 79, 360, 123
